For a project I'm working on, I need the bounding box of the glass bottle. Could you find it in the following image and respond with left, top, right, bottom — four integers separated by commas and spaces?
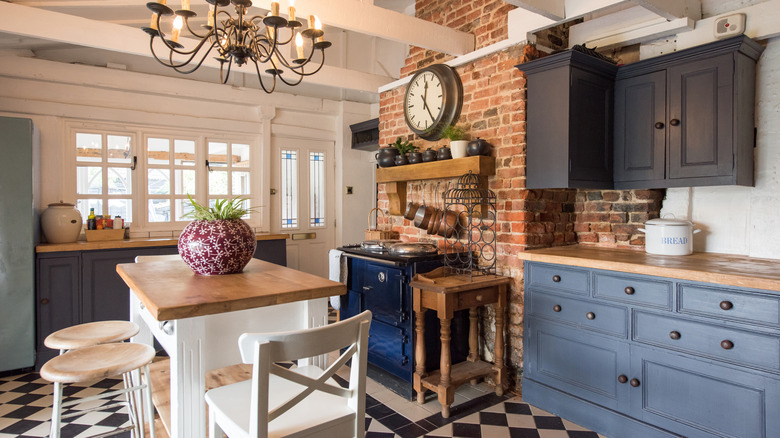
87, 208, 97, 230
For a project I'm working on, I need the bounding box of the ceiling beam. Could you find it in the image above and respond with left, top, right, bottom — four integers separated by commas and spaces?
13, 0, 475, 56
569, 6, 693, 48
0, 2, 394, 93
630, 0, 701, 21
502, 0, 565, 21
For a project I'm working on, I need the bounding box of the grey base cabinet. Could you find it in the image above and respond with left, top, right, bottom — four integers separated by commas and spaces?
523, 261, 780, 438
35, 240, 286, 369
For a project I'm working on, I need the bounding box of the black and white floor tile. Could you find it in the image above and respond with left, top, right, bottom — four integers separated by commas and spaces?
1, 369, 604, 438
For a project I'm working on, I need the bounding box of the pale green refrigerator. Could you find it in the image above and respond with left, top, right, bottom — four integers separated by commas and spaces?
0, 116, 38, 372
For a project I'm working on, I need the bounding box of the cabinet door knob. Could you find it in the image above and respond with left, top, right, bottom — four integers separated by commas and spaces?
670, 118, 680, 126
618, 374, 628, 384
553, 305, 562, 312
654, 122, 664, 129
720, 300, 733, 310
40, 298, 50, 305
586, 312, 595, 320
669, 331, 681, 340
630, 378, 641, 387
624, 286, 635, 295
552, 275, 561, 283
721, 340, 734, 350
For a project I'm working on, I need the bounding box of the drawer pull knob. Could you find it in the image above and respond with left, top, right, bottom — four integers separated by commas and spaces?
654, 122, 665, 129
476, 294, 483, 302
586, 312, 596, 320
552, 275, 561, 283
618, 375, 628, 384
40, 298, 50, 305
670, 118, 680, 126
553, 305, 562, 312
720, 301, 733, 310
624, 286, 635, 295
669, 331, 681, 340
721, 340, 734, 350
630, 378, 640, 387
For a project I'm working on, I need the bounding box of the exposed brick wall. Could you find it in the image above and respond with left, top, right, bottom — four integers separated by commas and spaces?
377, 2, 664, 392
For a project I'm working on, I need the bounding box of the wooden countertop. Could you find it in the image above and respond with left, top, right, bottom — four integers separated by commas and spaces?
36, 233, 289, 253
116, 258, 344, 321
517, 246, 780, 292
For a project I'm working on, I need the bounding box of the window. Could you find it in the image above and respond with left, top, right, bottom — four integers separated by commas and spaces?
70, 123, 261, 232
280, 149, 298, 229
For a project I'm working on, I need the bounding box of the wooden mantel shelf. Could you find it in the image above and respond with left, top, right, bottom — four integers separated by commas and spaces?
377, 156, 496, 215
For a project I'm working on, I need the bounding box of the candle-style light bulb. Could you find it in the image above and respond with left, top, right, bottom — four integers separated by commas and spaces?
207, 4, 215, 27
271, 1, 280, 16
295, 32, 304, 59
289, 0, 296, 21
181, 0, 190, 10
172, 15, 183, 42
308, 14, 315, 29
314, 15, 322, 30
149, 0, 167, 31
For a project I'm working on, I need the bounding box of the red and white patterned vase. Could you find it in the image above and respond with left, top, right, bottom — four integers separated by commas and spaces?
178, 219, 257, 275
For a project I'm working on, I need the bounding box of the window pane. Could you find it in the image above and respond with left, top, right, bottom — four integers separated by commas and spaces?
148, 137, 170, 165
232, 172, 250, 195
148, 199, 171, 222
208, 142, 228, 167
148, 169, 171, 195
108, 167, 132, 194
209, 170, 228, 195
107, 135, 132, 164
310, 152, 325, 228
233, 143, 250, 168
77, 199, 103, 219
77, 166, 103, 195
175, 199, 195, 221
108, 199, 132, 224
76, 133, 102, 163
175, 169, 196, 195
174, 139, 196, 166
281, 149, 298, 229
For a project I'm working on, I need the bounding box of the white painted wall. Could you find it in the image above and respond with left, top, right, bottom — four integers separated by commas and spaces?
0, 54, 373, 245
659, 1, 780, 260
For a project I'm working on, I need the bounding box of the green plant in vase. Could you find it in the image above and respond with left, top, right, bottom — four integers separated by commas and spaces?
440, 124, 469, 158
392, 137, 418, 165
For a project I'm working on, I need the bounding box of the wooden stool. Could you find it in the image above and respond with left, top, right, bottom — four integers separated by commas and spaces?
40, 342, 156, 438
44, 320, 140, 354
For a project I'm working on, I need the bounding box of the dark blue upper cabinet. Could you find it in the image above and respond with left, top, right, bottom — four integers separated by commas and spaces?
614, 36, 763, 189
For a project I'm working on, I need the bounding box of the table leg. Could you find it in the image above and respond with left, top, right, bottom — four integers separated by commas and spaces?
493, 286, 506, 397
414, 308, 426, 404
299, 298, 328, 368
439, 316, 453, 418
129, 293, 153, 348
468, 307, 479, 362
170, 318, 207, 438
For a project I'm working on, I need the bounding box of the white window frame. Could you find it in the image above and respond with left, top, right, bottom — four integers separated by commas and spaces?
65, 121, 263, 234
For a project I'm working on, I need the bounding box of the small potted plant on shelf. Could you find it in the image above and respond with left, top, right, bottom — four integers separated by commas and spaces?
441, 124, 469, 159
392, 137, 418, 165
178, 195, 257, 275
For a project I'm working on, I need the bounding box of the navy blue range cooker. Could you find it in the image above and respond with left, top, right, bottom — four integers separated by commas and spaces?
337, 244, 469, 399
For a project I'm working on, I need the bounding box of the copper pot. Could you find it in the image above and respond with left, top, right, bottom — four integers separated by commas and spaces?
427, 183, 442, 234
403, 186, 419, 221
413, 184, 434, 229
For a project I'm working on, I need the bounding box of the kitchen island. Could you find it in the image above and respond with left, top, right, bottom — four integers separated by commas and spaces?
116, 258, 344, 438
518, 245, 780, 438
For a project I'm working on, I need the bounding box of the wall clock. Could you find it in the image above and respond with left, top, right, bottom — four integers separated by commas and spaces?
403, 64, 463, 141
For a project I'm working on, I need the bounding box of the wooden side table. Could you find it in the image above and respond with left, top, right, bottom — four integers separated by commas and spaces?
410, 268, 511, 418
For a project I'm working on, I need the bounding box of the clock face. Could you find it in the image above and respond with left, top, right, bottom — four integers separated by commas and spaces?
405, 71, 444, 133
403, 64, 463, 141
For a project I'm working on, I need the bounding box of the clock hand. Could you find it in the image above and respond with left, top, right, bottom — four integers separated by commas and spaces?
421, 80, 436, 121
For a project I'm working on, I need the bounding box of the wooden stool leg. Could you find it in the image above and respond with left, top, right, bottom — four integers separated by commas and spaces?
414, 309, 427, 404
494, 290, 506, 397
50, 381, 63, 438
143, 364, 156, 438
439, 317, 453, 418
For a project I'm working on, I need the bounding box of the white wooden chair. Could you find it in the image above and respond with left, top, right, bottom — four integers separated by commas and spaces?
205, 310, 372, 438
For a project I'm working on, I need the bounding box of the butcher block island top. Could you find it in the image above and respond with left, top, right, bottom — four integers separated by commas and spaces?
116, 258, 345, 321
518, 245, 780, 292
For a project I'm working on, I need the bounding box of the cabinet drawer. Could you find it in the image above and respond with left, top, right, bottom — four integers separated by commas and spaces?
593, 272, 672, 310
678, 283, 780, 328
458, 287, 498, 309
529, 292, 628, 338
526, 263, 589, 295
633, 311, 780, 371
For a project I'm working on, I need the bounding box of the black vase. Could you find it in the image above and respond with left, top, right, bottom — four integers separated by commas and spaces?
422, 148, 438, 162
394, 154, 409, 166
467, 137, 491, 156
408, 152, 423, 164
376, 147, 400, 168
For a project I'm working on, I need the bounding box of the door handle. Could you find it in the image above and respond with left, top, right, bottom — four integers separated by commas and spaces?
291, 232, 316, 240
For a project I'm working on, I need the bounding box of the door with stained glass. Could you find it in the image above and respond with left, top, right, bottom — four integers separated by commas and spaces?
271, 137, 334, 278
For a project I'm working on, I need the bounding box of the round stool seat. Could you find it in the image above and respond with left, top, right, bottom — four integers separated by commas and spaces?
44, 321, 139, 351
41, 343, 156, 384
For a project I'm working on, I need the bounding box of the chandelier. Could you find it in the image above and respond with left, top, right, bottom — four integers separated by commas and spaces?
142, 0, 331, 93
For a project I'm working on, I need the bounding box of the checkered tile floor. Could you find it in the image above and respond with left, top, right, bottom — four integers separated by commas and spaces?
1, 369, 604, 438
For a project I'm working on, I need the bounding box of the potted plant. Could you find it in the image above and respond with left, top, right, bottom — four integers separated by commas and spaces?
441, 124, 469, 158
392, 137, 418, 165
178, 195, 257, 275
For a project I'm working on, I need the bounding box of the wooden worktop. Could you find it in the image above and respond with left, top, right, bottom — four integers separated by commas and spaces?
518, 245, 780, 292
36, 232, 288, 253
116, 258, 344, 321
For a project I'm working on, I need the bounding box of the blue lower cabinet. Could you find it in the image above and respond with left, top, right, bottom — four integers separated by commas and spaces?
523, 261, 780, 438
